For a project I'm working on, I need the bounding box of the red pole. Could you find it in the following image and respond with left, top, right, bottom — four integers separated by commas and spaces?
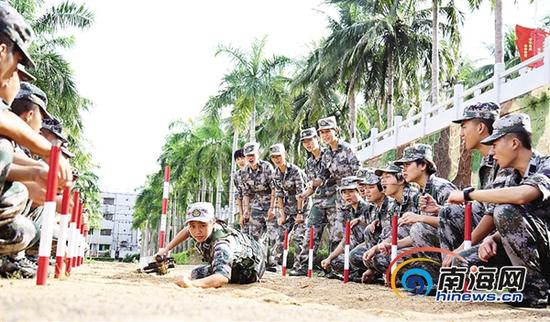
307, 227, 314, 278
343, 221, 351, 283
464, 202, 472, 250
159, 166, 170, 248
66, 191, 79, 275
54, 187, 71, 278
36, 143, 62, 285
81, 225, 88, 265
76, 202, 84, 267
72, 201, 83, 268
282, 229, 289, 277
391, 214, 398, 274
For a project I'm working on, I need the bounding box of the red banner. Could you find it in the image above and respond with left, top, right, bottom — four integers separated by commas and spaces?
515, 24, 549, 68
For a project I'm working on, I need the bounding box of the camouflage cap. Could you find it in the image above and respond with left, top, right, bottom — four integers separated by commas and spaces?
185, 202, 215, 225
15, 82, 51, 120
480, 113, 532, 145
374, 163, 402, 176
363, 172, 381, 185
300, 127, 317, 140
338, 176, 359, 191
269, 143, 285, 156
17, 63, 35, 81
393, 143, 436, 170
243, 142, 259, 156
0, 2, 35, 68
61, 142, 74, 159
452, 102, 501, 124
317, 116, 337, 131
41, 118, 67, 143
356, 167, 374, 179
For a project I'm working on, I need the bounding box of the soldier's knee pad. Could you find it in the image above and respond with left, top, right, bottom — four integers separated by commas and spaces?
493, 204, 523, 231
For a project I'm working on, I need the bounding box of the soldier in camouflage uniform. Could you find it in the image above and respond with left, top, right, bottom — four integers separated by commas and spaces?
355, 168, 374, 199
175, 202, 265, 288
392, 144, 459, 261
449, 113, 550, 308
240, 142, 279, 270
290, 128, 328, 276
269, 143, 309, 272
439, 102, 510, 266
362, 163, 420, 281
231, 149, 248, 228
316, 116, 360, 252
320, 176, 369, 282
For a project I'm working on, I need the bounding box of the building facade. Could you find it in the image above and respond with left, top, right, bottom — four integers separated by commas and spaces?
89, 192, 141, 259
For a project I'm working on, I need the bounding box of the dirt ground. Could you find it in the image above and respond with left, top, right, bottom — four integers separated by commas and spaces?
0, 261, 549, 322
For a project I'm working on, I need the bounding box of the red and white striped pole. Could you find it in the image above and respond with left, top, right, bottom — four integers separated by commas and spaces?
81, 224, 88, 265
158, 166, 170, 249
281, 229, 289, 277
36, 143, 62, 285
72, 201, 82, 268
307, 226, 314, 278
54, 187, 71, 278
391, 214, 398, 274
464, 202, 472, 250
66, 191, 79, 275
76, 202, 84, 267
343, 221, 351, 283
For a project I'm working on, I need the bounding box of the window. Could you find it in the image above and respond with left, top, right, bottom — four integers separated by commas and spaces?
99, 244, 110, 251
103, 197, 115, 205
103, 213, 114, 221
100, 229, 112, 236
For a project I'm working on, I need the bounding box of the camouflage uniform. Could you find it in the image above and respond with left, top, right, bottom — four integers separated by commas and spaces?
393, 144, 461, 256
435, 103, 503, 251
186, 203, 265, 284
241, 143, 278, 267
233, 168, 245, 216
366, 163, 421, 275
318, 137, 360, 250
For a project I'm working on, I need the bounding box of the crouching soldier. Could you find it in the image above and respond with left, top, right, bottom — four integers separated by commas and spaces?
175, 202, 265, 289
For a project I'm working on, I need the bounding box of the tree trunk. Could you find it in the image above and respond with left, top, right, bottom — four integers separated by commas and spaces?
216, 162, 222, 219
494, 0, 503, 64
430, 1, 441, 109
386, 57, 394, 128
348, 87, 357, 142
452, 141, 472, 189
434, 128, 452, 179
249, 100, 256, 143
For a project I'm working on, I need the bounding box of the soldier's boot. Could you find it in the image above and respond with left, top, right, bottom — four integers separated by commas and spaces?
0, 254, 36, 278
288, 268, 307, 276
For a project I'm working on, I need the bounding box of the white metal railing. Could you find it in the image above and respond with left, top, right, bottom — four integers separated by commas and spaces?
355, 37, 550, 162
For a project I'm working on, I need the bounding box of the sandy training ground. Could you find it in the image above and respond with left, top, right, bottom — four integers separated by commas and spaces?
1, 261, 549, 321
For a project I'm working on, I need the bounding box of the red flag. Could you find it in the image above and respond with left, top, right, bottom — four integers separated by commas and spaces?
515, 24, 549, 68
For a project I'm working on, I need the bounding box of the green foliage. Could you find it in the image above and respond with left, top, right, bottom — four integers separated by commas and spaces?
519, 91, 549, 148
173, 251, 190, 265
122, 253, 140, 263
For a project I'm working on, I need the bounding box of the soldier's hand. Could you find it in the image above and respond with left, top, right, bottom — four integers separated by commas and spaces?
320, 258, 331, 270
31, 164, 49, 187
419, 194, 440, 214
56, 155, 73, 188
350, 218, 361, 228
156, 248, 168, 258
295, 213, 304, 224
363, 247, 377, 262
378, 242, 391, 255
398, 212, 421, 226
27, 182, 46, 205
367, 220, 379, 233
174, 275, 194, 288
243, 210, 250, 220
442, 247, 462, 267
447, 190, 465, 204
239, 215, 246, 229
478, 236, 498, 262
277, 214, 286, 226
266, 208, 275, 221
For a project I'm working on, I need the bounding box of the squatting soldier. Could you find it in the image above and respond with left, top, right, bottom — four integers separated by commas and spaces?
448, 113, 550, 308
175, 202, 265, 288
441, 102, 511, 266
269, 143, 309, 273
320, 176, 369, 282
290, 127, 328, 276
392, 144, 460, 261
362, 163, 420, 282
240, 142, 278, 271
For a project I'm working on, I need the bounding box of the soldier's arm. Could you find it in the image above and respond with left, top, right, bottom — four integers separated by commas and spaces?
6, 163, 47, 184
160, 227, 190, 255
277, 196, 284, 216
187, 273, 229, 288
12, 153, 43, 166
396, 236, 413, 248
468, 185, 542, 205
470, 214, 495, 245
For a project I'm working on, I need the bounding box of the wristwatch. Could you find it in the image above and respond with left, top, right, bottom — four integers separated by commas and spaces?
463, 187, 475, 202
